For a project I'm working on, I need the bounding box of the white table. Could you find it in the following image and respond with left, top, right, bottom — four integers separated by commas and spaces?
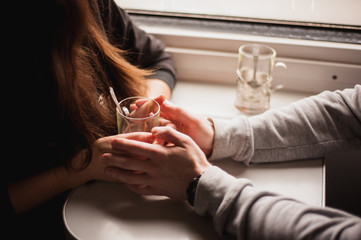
63, 81, 322, 240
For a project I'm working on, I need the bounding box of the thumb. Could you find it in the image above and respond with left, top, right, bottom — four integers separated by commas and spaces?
152, 127, 191, 147
153, 94, 166, 105
161, 100, 193, 124
120, 132, 156, 143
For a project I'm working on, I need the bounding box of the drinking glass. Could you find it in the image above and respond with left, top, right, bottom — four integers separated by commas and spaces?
235, 43, 286, 115
116, 96, 160, 133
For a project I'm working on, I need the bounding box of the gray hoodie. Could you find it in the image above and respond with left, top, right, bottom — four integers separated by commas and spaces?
196, 85, 361, 239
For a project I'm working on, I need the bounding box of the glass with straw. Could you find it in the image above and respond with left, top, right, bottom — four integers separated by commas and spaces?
109, 87, 160, 133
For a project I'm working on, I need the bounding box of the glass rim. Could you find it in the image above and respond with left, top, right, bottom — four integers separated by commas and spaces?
239, 43, 276, 59
116, 96, 160, 121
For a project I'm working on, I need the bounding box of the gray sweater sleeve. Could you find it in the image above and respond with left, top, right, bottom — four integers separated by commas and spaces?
195, 166, 361, 240
200, 85, 361, 239
209, 85, 361, 164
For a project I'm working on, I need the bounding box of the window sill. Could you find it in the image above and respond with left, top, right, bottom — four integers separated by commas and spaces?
170, 81, 311, 119
131, 14, 361, 94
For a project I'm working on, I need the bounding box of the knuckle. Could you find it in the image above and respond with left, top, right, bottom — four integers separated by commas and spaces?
119, 157, 131, 169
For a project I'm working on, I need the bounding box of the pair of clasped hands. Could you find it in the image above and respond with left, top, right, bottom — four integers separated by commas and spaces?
81, 95, 214, 201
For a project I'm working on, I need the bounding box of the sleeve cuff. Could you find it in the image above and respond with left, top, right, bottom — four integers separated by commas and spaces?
148, 69, 177, 90
194, 166, 253, 218
208, 116, 254, 165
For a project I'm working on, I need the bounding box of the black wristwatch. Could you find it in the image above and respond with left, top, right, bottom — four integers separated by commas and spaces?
186, 174, 202, 206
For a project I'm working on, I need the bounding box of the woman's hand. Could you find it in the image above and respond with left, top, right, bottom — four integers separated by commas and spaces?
103, 126, 212, 201
8, 132, 155, 214
70, 132, 155, 184
159, 100, 215, 157
69, 95, 167, 185
127, 95, 166, 119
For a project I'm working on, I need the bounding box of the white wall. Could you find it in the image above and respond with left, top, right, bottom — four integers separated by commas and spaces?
116, 0, 361, 26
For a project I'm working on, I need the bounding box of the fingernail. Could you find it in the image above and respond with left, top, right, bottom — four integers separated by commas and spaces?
101, 154, 109, 164
163, 100, 171, 106
151, 127, 158, 134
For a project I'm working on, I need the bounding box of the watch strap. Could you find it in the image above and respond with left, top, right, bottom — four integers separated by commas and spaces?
186, 174, 202, 206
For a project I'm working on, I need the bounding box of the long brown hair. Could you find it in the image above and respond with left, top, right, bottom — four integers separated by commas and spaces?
49, 0, 150, 167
